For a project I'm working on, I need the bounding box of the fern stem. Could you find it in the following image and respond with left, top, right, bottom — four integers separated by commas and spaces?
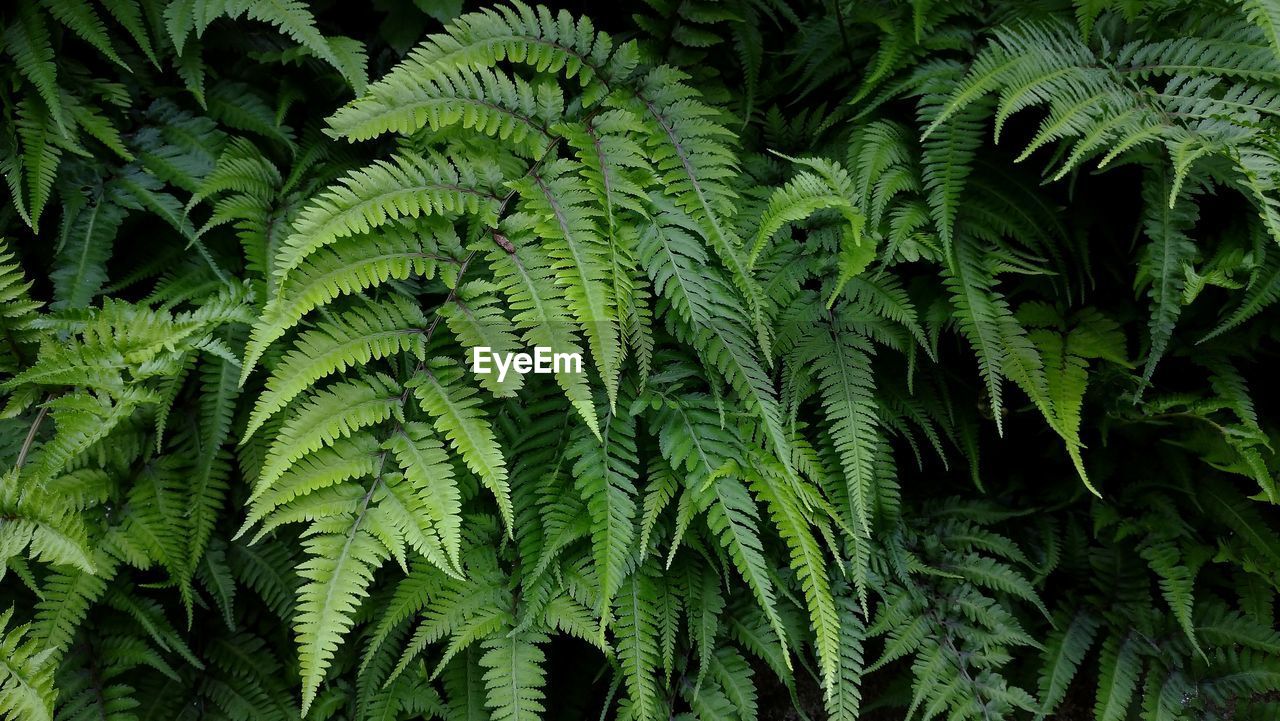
831, 0, 852, 68
14, 399, 49, 471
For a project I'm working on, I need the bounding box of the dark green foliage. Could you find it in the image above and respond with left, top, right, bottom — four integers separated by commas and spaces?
1, 1, 1279, 720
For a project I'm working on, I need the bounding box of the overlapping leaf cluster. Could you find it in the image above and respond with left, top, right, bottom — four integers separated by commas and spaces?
1, 1, 1279, 720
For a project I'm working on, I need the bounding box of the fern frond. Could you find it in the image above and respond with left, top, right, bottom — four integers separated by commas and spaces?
1138, 540, 1202, 656
700, 475, 790, 669
245, 296, 427, 441
328, 64, 561, 153
750, 156, 861, 268
1036, 611, 1099, 717
296, 513, 386, 715
510, 161, 622, 408
571, 411, 639, 616
480, 628, 547, 721
274, 153, 501, 280
240, 434, 380, 538
384, 422, 463, 574
825, 595, 864, 721
918, 78, 984, 251
0, 240, 42, 373
164, 0, 367, 91
4, 3, 63, 137
640, 206, 795, 477
485, 240, 599, 435
630, 67, 769, 350
254, 374, 403, 499
409, 359, 512, 531
368, 0, 625, 92
187, 350, 241, 581
42, 0, 128, 70
441, 281, 525, 396
0, 607, 54, 721
615, 563, 663, 721
1138, 168, 1198, 391
242, 220, 449, 381
1093, 634, 1141, 721
749, 458, 839, 691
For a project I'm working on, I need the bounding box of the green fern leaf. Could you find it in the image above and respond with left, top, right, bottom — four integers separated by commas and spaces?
245, 296, 427, 441
4, 3, 63, 135
701, 475, 790, 670
328, 64, 561, 153
1036, 611, 1099, 717
825, 595, 864, 721
273, 153, 502, 281
1094, 634, 1141, 721
510, 161, 622, 409
296, 518, 386, 715
409, 359, 512, 532
254, 374, 403, 500
14, 99, 65, 233
570, 412, 639, 615
40, 0, 129, 70
1138, 168, 1198, 391
749, 459, 839, 691
615, 563, 663, 721
0, 607, 54, 721
1138, 540, 1202, 656
485, 240, 600, 436
479, 629, 548, 721
384, 422, 463, 573
242, 220, 447, 381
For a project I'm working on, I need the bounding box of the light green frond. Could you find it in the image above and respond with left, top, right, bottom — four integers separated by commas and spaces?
241, 220, 449, 381
441, 281, 525, 397
943, 235, 1010, 433
510, 161, 621, 408
328, 64, 562, 153
384, 422, 463, 573
296, 518, 386, 715
615, 564, 662, 721
485, 240, 599, 435
0, 607, 54, 721
749, 460, 839, 691
569, 411, 639, 614
631, 67, 768, 350
254, 374, 402, 499
273, 153, 502, 280
639, 207, 794, 477
409, 359, 512, 531
245, 296, 427, 441
241, 433, 381, 537
824, 595, 864, 721
479, 629, 548, 721
1138, 540, 1202, 656
918, 75, 984, 251
375, 0, 623, 90
1094, 634, 1141, 721
19, 388, 152, 485
0, 470, 94, 574
701, 475, 789, 669
750, 156, 861, 268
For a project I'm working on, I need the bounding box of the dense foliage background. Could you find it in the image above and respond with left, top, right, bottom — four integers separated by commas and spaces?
2, 0, 1280, 719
